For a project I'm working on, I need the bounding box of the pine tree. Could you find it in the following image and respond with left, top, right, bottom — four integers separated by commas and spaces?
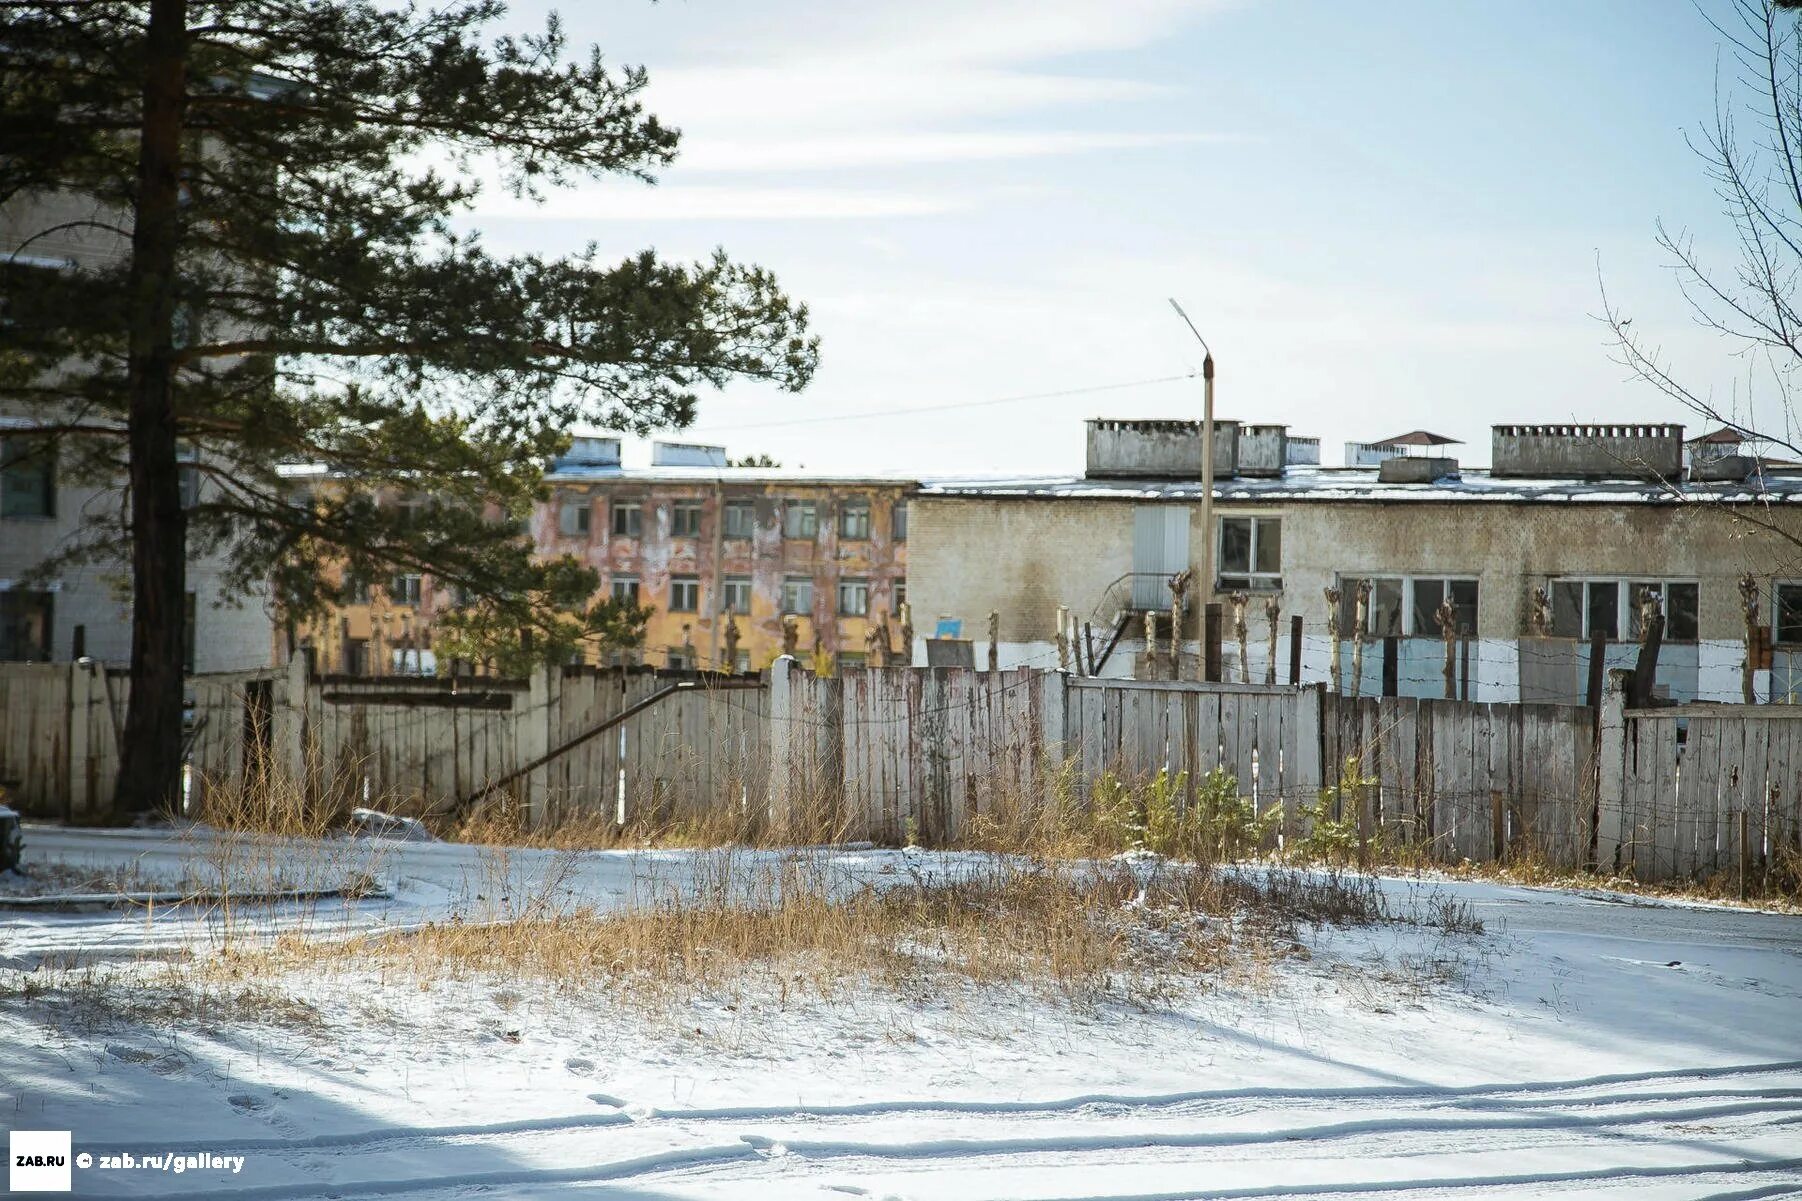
0, 1, 818, 814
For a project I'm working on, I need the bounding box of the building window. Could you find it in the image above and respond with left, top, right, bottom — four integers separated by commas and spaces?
558, 498, 591, 537
839, 498, 871, 540
1218, 516, 1281, 591
1552, 578, 1696, 642
837, 651, 867, 671
1340, 575, 1479, 636
838, 577, 869, 616
342, 573, 371, 605
344, 637, 369, 676
1408, 578, 1479, 636
610, 499, 643, 538
611, 575, 640, 606
183, 591, 197, 674
723, 500, 756, 539
892, 500, 908, 542
178, 446, 201, 510
672, 500, 703, 538
895, 580, 907, 610
0, 590, 53, 661
389, 573, 423, 606
782, 499, 817, 539
724, 575, 752, 614
1629, 581, 1699, 641
670, 575, 701, 612
394, 496, 427, 527
782, 575, 814, 615
0, 436, 55, 518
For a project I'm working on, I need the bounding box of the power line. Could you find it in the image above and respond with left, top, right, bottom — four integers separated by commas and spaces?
689, 372, 1202, 433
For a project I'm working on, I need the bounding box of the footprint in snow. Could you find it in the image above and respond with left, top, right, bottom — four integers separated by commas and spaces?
564, 1056, 595, 1075
228, 1093, 267, 1112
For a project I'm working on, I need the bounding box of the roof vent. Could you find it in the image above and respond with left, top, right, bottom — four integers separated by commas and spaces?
1237, 424, 1289, 478
1377, 456, 1459, 483
553, 436, 621, 469
651, 441, 729, 468
1491, 424, 1682, 480
1284, 436, 1321, 467
1085, 418, 1240, 479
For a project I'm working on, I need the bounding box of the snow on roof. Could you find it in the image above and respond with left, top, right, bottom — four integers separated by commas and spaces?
276, 461, 917, 486
915, 464, 1802, 504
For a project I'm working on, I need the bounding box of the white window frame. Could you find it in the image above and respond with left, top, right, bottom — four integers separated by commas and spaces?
782, 499, 817, 540
1774, 580, 1802, 646
671, 499, 703, 538
610, 575, 640, 606
669, 575, 701, 613
610, 499, 643, 538
1552, 576, 1698, 642
1337, 573, 1481, 637
389, 573, 423, 606
1216, 514, 1282, 592
781, 575, 813, 615
838, 577, 869, 617
723, 500, 756, 539
723, 575, 752, 614
557, 498, 591, 538
839, 498, 871, 540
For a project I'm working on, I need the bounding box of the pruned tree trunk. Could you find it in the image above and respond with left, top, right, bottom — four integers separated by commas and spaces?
1264, 595, 1280, 686
1324, 586, 1342, 693
115, 0, 190, 816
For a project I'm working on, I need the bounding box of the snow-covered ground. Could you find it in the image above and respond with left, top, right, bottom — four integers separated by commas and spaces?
3, 824, 1801, 1200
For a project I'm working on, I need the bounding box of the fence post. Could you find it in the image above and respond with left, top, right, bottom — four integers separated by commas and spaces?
1381, 635, 1399, 698
1586, 630, 1607, 711
1289, 615, 1303, 686
522, 664, 556, 828
767, 655, 795, 825
1738, 809, 1750, 901
1594, 669, 1630, 873
1204, 603, 1222, 682
280, 650, 309, 789
1291, 683, 1324, 831
67, 660, 94, 821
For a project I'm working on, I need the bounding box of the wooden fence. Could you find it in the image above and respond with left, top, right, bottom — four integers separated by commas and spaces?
1604, 698, 1802, 881
4, 658, 1798, 883
1322, 697, 1596, 868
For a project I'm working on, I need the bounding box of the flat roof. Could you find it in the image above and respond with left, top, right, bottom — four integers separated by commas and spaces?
277, 462, 918, 487
914, 464, 1802, 505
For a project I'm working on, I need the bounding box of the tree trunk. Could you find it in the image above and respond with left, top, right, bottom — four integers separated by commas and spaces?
114, 0, 189, 816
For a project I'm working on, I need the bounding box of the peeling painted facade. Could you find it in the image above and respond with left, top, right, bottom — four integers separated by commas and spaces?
536, 470, 912, 671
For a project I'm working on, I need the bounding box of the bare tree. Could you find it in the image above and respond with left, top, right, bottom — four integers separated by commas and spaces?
1604, 0, 1802, 546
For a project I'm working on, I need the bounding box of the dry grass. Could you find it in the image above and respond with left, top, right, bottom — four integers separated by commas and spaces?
182, 851, 1392, 1018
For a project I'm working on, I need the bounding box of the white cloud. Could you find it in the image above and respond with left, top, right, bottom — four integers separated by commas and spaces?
472, 183, 961, 223
675, 129, 1223, 173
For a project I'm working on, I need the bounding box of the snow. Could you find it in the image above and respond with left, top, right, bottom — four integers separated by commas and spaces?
3, 825, 1800, 1199
914, 464, 1802, 505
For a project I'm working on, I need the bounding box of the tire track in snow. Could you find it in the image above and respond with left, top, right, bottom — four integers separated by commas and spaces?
971, 1157, 1802, 1201
73, 1089, 1802, 1200
79, 1061, 1802, 1161
602, 1058, 1802, 1123
730, 1097, 1802, 1163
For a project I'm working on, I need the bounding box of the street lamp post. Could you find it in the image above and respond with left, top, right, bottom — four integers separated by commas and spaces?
1168, 300, 1215, 600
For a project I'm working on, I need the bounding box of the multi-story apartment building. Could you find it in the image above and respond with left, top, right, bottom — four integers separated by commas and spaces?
281, 438, 913, 675
539, 438, 912, 672
1, 196, 275, 671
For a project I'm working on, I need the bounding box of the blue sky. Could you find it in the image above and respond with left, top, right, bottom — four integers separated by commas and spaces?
472, 0, 1746, 473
